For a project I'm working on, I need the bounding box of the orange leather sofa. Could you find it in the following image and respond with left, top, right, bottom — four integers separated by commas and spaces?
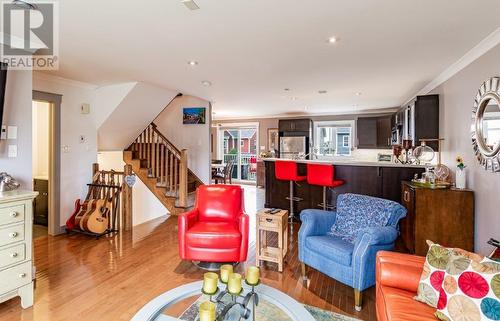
376, 251, 437, 321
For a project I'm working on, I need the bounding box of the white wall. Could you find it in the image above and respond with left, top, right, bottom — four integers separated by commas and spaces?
154, 95, 211, 183
97, 151, 169, 226
33, 73, 97, 227
97, 82, 178, 151
429, 43, 500, 255
0, 69, 33, 187
32, 101, 49, 178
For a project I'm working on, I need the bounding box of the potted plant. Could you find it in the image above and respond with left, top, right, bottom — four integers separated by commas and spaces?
455, 156, 467, 189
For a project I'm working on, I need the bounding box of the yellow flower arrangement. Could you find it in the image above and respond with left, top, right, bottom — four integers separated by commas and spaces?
456, 156, 466, 170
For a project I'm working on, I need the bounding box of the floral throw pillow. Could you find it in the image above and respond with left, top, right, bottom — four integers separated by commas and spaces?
435, 253, 500, 321
414, 243, 452, 308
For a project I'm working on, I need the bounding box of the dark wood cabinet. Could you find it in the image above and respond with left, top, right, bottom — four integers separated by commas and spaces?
414, 95, 440, 150
400, 181, 474, 256
264, 161, 425, 220
357, 117, 378, 148
357, 115, 392, 149
376, 116, 392, 148
278, 119, 312, 133
33, 178, 48, 226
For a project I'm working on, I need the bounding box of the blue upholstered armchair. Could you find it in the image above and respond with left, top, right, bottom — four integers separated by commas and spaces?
298, 193, 406, 311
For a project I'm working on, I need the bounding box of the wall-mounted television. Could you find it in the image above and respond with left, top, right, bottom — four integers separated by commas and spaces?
0, 63, 7, 127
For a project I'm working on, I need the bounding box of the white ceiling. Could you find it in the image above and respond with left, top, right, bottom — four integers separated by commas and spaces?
44, 0, 500, 119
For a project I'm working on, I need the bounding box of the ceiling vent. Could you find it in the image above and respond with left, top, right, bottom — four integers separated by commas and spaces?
182, 0, 200, 11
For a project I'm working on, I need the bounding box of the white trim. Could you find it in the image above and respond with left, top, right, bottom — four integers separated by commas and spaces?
406, 26, 500, 104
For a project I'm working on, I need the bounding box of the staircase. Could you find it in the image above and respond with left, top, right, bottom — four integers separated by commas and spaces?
123, 123, 202, 215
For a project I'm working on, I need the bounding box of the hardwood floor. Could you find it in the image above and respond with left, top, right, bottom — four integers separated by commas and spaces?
0, 186, 376, 321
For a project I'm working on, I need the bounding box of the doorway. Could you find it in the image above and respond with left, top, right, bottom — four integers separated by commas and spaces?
217, 124, 258, 183
32, 91, 61, 236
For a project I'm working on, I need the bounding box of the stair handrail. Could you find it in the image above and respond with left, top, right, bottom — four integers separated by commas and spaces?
150, 122, 181, 156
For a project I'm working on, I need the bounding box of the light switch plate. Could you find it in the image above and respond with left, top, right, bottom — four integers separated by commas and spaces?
7, 126, 17, 139
8, 145, 17, 158
81, 103, 90, 114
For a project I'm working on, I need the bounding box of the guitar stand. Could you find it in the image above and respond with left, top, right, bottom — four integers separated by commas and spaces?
67, 183, 122, 239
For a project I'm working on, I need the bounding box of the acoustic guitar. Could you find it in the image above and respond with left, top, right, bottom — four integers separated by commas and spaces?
68, 172, 101, 231
81, 184, 112, 234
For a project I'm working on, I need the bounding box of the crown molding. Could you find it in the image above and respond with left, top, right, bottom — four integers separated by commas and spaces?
405, 27, 500, 104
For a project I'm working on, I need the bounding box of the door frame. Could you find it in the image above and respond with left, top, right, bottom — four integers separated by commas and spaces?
32, 90, 62, 236
216, 122, 259, 182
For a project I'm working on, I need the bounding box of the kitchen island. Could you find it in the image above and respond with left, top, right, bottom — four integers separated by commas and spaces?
263, 158, 425, 219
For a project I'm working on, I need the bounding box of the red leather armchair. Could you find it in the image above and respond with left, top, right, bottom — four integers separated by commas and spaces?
178, 185, 249, 263
376, 251, 436, 321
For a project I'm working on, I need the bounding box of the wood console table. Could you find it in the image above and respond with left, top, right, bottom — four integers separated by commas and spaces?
256, 209, 288, 272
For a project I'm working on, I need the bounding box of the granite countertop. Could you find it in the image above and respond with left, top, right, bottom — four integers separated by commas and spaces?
0, 189, 39, 203
261, 157, 427, 168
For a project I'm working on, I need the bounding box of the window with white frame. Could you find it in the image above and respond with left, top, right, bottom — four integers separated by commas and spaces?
314, 121, 354, 157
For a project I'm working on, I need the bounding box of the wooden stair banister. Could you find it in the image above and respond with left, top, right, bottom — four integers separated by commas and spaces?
127, 123, 193, 210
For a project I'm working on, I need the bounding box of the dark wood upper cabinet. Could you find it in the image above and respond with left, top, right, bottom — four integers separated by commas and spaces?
278, 119, 312, 132
357, 115, 392, 149
357, 117, 378, 148
376, 116, 392, 148
414, 95, 440, 150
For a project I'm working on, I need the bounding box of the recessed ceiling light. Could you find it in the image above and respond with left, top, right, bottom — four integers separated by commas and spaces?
201, 80, 212, 87
318, 90, 327, 94
284, 88, 290, 91
327, 37, 338, 44
355, 92, 362, 96
188, 61, 198, 66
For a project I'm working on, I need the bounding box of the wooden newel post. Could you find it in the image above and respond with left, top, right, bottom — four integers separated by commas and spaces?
179, 149, 188, 208
122, 164, 133, 231
92, 163, 99, 176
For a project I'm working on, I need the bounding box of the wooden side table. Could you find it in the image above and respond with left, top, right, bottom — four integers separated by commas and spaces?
256, 209, 288, 272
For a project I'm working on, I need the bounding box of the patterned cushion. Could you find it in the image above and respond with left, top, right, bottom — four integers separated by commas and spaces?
415, 243, 452, 308
435, 253, 500, 321
414, 243, 486, 308
328, 193, 401, 243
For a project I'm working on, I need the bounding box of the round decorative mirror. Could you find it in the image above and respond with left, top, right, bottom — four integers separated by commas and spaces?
471, 77, 500, 172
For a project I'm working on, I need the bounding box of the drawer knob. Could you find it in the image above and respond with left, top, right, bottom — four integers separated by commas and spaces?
19, 273, 26, 278
9, 232, 18, 238
10, 212, 18, 217
10, 252, 18, 258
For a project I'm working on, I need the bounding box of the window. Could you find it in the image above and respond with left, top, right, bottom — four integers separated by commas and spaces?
314, 121, 354, 157
342, 135, 349, 147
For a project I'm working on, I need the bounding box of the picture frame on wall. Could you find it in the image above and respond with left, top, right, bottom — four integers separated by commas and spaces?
267, 128, 279, 152
183, 107, 206, 124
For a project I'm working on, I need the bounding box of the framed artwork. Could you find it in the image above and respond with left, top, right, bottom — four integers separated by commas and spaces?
267, 128, 279, 151
183, 107, 206, 124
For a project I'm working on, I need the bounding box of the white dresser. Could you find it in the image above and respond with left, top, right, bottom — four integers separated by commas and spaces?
0, 190, 38, 308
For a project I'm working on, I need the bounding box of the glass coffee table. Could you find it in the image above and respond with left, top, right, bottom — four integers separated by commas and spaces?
131, 280, 315, 321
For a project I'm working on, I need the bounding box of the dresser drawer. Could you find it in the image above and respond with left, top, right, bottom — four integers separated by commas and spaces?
0, 243, 25, 268
0, 261, 32, 295
0, 205, 25, 226
0, 224, 25, 247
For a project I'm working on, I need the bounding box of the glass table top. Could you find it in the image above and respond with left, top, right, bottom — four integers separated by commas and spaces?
131, 281, 315, 321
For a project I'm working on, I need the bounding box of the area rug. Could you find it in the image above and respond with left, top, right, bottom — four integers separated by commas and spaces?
179, 296, 362, 321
